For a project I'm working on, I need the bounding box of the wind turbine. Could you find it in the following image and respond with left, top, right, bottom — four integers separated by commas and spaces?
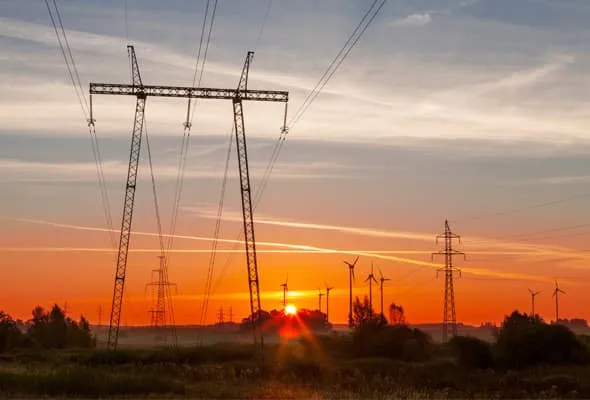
553, 280, 566, 322
280, 273, 288, 309
379, 267, 390, 317
344, 256, 359, 328
365, 261, 378, 314
528, 288, 540, 316
325, 281, 334, 323
317, 289, 324, 312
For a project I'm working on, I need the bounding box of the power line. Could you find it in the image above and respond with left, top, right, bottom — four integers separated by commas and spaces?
165, 0, 219, 259
210, 1, 388, 295
454, 191, 590, 224
144, 120, 178, 347
44, 0, 115, 248
288, 0, 386, 128
198, 126, 234, 336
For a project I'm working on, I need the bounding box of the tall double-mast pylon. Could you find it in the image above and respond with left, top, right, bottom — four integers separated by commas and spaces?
90, 46, 288, 349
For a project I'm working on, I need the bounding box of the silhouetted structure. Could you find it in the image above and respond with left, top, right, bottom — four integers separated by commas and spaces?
528, 288, 540, 316
553, 280, 566, 322
432, 220, 464, 342
280, 274, 289, 308
146, 256, 176, 332
378, 268, 390, 317
344, 257, 360, 328
365, 262, 378, 315
90, 45, 288, 348
325, 282, 334, 324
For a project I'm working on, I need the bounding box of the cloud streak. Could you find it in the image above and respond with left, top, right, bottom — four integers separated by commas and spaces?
12, 218, 579, 284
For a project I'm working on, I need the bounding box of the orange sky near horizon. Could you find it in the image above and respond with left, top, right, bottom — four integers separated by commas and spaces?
2, 213, 589, 327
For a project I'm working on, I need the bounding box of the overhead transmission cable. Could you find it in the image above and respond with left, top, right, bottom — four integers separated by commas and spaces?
199, 1, 276, 328
44, 0, 116, 248
144, 120, 179, 347
166, 0, 218, 260
210, 0, 388, 296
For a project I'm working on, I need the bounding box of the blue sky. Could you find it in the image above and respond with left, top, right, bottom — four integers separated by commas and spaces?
3, 0, 590, 323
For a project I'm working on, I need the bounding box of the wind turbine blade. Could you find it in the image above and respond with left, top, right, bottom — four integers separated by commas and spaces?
379, 267, 383, 279
352, 269, 355, 281
353, 256, 359, 267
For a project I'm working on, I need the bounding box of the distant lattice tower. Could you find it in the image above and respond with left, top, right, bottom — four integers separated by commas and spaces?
432, 220, 465, 342
146, 256, 176, 334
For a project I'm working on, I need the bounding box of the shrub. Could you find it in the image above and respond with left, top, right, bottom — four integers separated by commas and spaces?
448, 335, 494, 369
494, 311, 589, 369
0, 312, 23, 353
352, 324, 434, 361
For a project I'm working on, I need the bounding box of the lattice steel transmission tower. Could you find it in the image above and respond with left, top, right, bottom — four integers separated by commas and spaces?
146, 256, 177, 331
89, 46, 288, 349
432, 220, 465, 343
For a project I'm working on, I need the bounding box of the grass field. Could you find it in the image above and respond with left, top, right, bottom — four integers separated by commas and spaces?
0, 340, 589, 399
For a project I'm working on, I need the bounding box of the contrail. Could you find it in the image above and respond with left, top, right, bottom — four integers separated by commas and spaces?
189, 209, 590, 259
13, 218, 571, 283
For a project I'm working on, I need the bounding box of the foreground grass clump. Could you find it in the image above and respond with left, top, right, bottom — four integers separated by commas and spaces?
0, 366, 184, 397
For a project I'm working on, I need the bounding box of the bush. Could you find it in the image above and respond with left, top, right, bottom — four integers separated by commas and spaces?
352, 324, 434, 361
0, 312, 23, 353
448, 336, 494, 369
494, 311, 589, 369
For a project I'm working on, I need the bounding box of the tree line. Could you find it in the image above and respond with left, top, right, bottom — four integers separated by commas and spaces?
0, 304, 94, 352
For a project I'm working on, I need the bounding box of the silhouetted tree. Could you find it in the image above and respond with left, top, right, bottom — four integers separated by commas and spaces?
494, 310, 588, 368
388, 302, 406, 325
26, 305, 94, 349
0, 312, 23, 353
353, 296, 386, 329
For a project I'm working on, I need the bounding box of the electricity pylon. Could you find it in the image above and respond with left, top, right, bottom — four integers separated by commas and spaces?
145, 256, 177, 334
325, 281, 334, 324
553, 280, 566, 322
280, 274, 288, 308
432, 220, 465, 343
344, 256, 359, 328
528, 288, 540, 316
378, 267, 390, 317
90, 46, 288, 348
365, 261, 378, 315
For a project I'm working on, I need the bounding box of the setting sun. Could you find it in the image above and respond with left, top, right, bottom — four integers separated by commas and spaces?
284, 304, 297, 316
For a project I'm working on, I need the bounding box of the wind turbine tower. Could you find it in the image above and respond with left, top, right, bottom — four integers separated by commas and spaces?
378, 267, 390, 317
344, 257, 360, 328
325, 282, 334, 323
528, 288, 540, 316
365, 262, 378, 314
280, 274, 289, 309
553, 280, 566, 323
432, 220, 465, 343
317, 289, 325, 312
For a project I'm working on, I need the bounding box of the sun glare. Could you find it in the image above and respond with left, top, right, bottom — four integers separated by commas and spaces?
285, 304, 297, 316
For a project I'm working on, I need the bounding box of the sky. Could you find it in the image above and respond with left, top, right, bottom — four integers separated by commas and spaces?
2, 0, 590, 327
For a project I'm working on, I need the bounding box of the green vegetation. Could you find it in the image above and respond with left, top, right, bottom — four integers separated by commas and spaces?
2, 305, 590, 398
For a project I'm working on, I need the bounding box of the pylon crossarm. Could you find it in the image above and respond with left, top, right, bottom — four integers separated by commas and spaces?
90, 84, 288, 102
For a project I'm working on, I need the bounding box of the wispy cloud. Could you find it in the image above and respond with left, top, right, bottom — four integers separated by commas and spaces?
12, 219, 588, 282
390, 13, 432, 28
11, 217, 565, 283
0, 158, 352, 182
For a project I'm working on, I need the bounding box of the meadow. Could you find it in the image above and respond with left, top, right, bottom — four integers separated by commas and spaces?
2, 306, 590, 398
